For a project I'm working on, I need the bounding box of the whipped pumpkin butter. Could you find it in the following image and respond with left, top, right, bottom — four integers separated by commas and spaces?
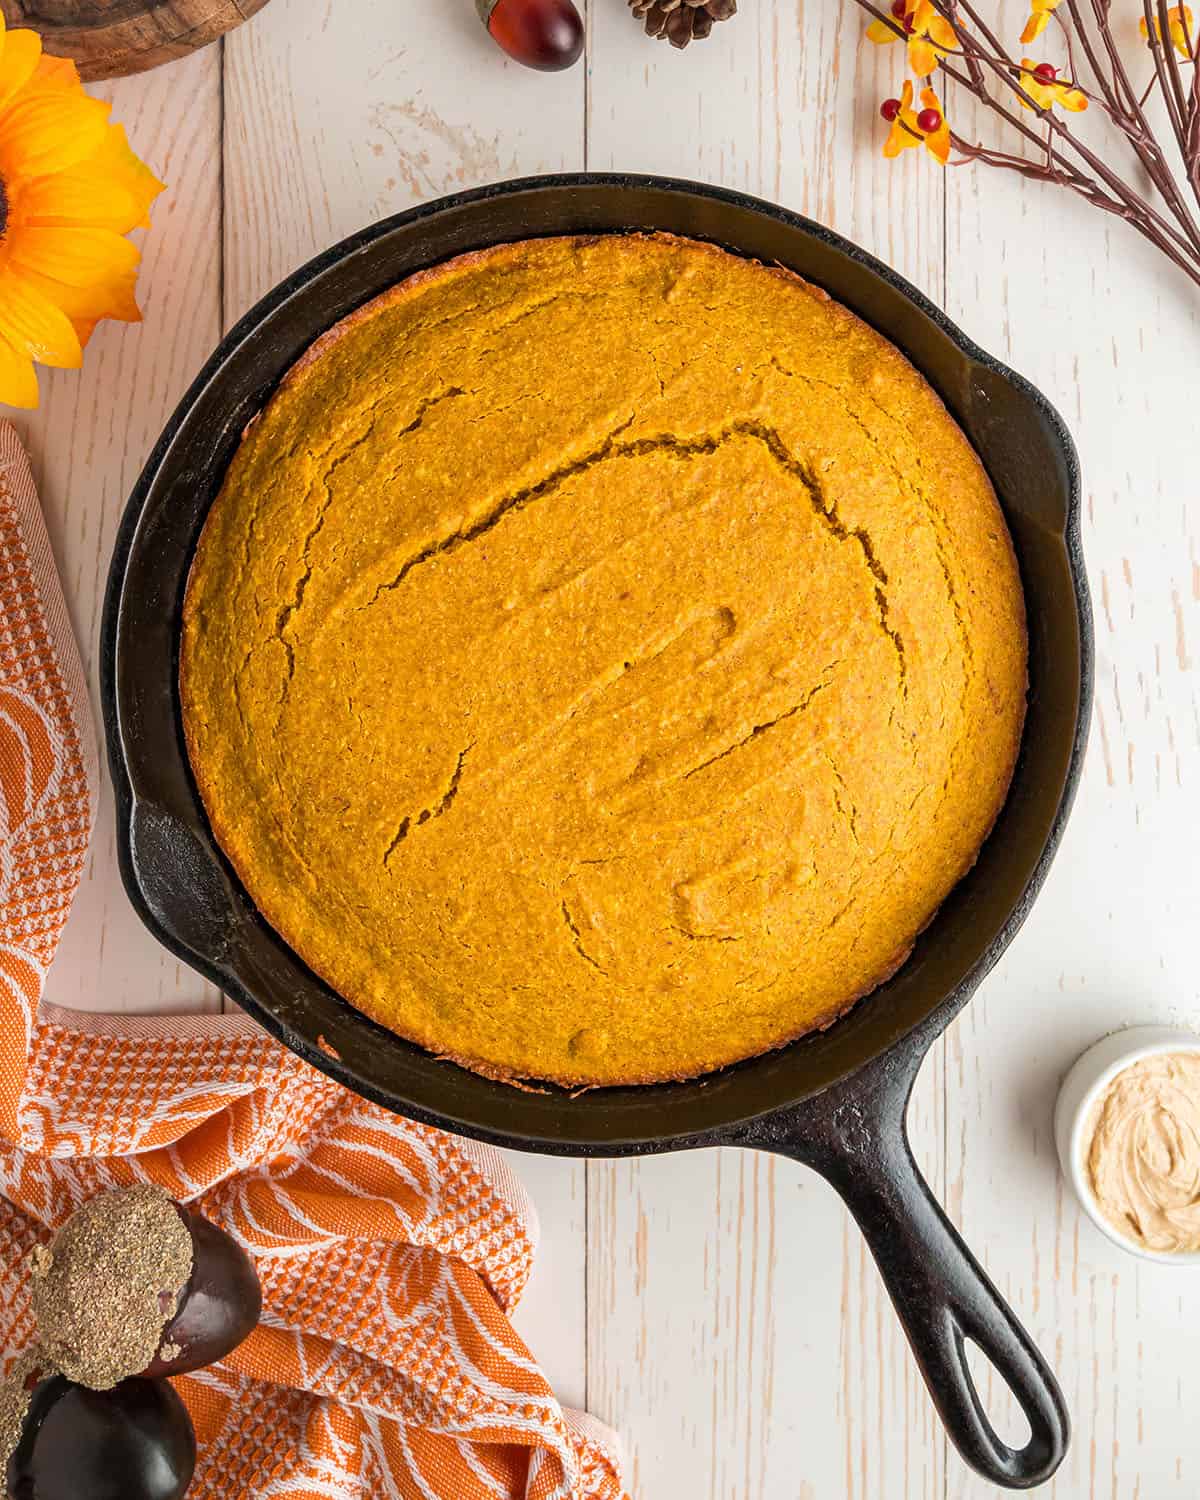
1086, 1051, 1200, 1253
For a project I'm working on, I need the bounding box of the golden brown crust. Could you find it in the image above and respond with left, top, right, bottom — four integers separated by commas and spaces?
431, 944, 913, 1089
180, 232, 1027, 1088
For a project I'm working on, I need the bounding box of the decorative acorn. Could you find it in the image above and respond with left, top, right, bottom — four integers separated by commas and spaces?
28, 1186, 261, 1390
2, 1361, 196, 1500
0, 1187, 260, 1500
476, 0, 584, 69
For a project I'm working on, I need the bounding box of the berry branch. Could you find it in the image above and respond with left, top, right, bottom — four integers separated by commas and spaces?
858, 0, 1200, 291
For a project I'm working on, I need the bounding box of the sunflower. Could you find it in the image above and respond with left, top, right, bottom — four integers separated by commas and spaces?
0, 18, 163, 409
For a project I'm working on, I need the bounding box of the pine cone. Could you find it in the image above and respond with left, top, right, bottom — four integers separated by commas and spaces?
629, 0, 737, 48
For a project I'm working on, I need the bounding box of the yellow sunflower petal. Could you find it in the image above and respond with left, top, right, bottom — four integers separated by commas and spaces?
0, 90, 111, 183
69, 316, 98, 349
1058, 84, 1088, 109
14, 263, 141, 324
0, 332, 40, 409
0, 29, 42, 116
0, 47, 162, 386
8, 225, 140, 287
0, 269, 83, 367
10, 171, 138, 230
927, 14, 958, 47
867, 18, 900, 43
79, 124, 165, 230
23, 53, 83, 95
13, 129, 162, 234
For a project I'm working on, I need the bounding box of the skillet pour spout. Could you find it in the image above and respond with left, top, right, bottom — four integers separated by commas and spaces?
103, 174, 1091, 1490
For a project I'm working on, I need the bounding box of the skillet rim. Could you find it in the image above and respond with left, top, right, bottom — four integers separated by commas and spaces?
101, 171, 1094, 1155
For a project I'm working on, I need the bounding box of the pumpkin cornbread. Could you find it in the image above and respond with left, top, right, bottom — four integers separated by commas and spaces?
180, 233, 1027, 1087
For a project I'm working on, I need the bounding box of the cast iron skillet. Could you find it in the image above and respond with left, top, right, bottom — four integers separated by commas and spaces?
103, 174, 1092, 1490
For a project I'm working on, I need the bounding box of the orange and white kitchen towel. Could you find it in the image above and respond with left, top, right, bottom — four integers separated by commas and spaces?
0, 422, 626, 1500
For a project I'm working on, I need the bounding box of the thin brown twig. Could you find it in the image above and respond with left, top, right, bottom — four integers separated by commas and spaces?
851, 0, 1200, 290
1147, 0, 1191, 152
964, 0, 1200, 246
1151, 0, 1200, 217
1078, 0, 1142, 114
960, 46, 1143, 121
861, 0, 1094, 167
1190, 66, 1200, 191
948, 6, 1200, 254
1082, 0, 1200, 241
1158, 0, 1192, 120
1051, 6, 1083, 85
948, 0, 988, 84
1125, 4, 1200, 223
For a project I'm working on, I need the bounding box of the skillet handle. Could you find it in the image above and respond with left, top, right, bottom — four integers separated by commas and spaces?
739, 1043, 1068, 1489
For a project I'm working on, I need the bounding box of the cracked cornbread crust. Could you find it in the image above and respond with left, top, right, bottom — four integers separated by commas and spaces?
180, 233, 1027, 1087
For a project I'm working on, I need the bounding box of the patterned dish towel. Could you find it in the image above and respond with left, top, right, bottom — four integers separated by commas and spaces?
0, 422, 625, 1500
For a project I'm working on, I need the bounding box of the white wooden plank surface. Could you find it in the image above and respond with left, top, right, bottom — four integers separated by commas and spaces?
30, 52, 225, 1016
222, 0, 587, 320
30, 0, 1200, 1492
943, 25, 1200, 1493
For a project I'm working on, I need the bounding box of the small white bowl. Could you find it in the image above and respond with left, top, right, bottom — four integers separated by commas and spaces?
1054, 1025, 1200, 1266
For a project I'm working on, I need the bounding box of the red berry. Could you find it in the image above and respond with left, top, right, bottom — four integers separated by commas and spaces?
916, 106, 942, 131
1033, 61, 1057, 81
881, 97, 902, 120
891, 0, 907, 16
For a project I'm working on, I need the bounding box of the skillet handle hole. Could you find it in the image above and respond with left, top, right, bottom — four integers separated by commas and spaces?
963, 1335, 1034, 1454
